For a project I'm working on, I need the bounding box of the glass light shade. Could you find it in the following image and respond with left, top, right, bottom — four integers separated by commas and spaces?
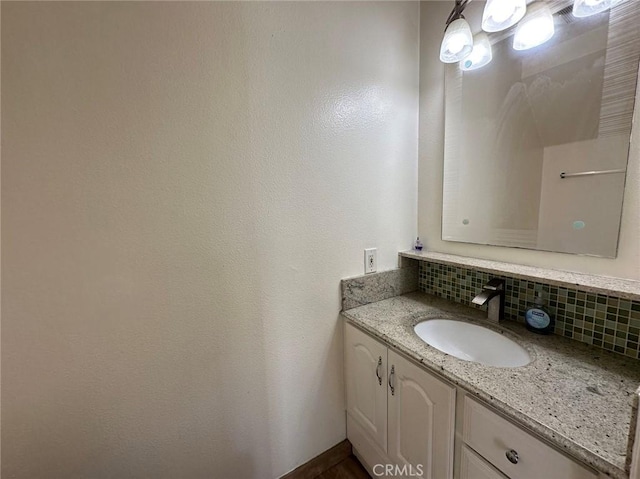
460, 33, 493, 71
572, 0, 624, 17
440, 18, 473, 63
513, 2, 555, 51
482, 0, 527, 32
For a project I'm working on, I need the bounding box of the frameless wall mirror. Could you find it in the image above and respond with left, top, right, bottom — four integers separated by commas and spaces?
442, 0, 640, 257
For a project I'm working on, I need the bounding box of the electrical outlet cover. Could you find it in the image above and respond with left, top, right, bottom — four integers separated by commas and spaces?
364, 248, 377, 274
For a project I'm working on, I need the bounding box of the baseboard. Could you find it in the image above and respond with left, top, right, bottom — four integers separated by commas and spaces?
280, 439, 352, 479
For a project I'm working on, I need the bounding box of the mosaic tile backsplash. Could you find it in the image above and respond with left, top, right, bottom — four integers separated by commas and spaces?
418, 262, 640, 359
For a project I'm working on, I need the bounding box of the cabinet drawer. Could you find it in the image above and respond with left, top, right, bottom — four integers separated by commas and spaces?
463, 396, 597, 479
460, 445, 508, 479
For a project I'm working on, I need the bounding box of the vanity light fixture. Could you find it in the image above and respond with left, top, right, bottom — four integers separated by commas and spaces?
572, 0, 624, 18
481, 0, 527, 32
440, 0, 474, 63
440, 0, 622, 66
513, 2, 555, 51
460, 33, 493, 71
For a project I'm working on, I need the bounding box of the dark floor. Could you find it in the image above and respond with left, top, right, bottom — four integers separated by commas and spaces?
316, 455, 370, 479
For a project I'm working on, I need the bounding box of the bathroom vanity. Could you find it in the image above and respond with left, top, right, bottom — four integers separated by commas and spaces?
341, 258, 640, 479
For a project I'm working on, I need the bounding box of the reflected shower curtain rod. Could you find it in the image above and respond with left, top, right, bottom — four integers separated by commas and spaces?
560, 169, 626, 179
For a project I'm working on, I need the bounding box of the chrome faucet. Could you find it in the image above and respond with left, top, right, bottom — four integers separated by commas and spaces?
472, 278, 505, 323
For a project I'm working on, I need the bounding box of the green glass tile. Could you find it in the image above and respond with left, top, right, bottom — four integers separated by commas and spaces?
416, 261, 635, 358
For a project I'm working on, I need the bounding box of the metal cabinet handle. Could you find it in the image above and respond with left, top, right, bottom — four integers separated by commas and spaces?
388, 365, 395, 396
505, 449, 519, 464
376, 356, 383, 385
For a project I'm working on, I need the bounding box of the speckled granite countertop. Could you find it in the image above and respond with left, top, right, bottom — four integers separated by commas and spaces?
400, 251, 640, 301
342, 292, 640, 479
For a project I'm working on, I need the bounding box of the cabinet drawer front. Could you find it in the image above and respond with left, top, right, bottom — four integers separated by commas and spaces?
460, 445, 508, 479
463, 397, 597, 479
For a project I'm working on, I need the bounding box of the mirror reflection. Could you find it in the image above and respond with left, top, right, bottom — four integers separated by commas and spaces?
442, 0, 640, 257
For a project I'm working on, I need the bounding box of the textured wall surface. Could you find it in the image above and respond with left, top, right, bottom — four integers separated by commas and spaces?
1, 2, 419, 477
419, 1, 640, 280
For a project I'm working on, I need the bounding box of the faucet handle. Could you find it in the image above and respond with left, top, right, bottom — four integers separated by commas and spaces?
484, 278, 505, 291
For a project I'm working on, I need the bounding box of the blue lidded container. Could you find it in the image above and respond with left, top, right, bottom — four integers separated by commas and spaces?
524, 293, 555, 335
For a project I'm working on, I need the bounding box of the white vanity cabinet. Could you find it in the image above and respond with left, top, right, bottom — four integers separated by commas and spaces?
345, 323, 456, 479
345, 322, 604, 479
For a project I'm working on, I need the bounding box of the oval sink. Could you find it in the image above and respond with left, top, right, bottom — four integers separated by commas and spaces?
414, 319, 531, 368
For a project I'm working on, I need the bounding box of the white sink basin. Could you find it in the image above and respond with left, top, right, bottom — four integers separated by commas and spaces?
414, 319, 531, 368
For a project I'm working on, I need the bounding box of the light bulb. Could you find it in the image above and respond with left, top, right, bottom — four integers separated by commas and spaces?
513, 2, 555, 51
440, 18, 473, 63
482, 0, 527, 32
447, 36, 466, 55
572, 0, 624, 17
460, 33, 493, 71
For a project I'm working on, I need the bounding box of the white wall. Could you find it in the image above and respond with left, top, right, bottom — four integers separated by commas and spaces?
1, 3, 419, 477
419, 1, 640, 280
537, 136, 628, 256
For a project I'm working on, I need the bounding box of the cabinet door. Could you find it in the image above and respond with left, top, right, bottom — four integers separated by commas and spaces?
460, 445, 508, 479
387, 350, 456, 479
345, 323, 387, 453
